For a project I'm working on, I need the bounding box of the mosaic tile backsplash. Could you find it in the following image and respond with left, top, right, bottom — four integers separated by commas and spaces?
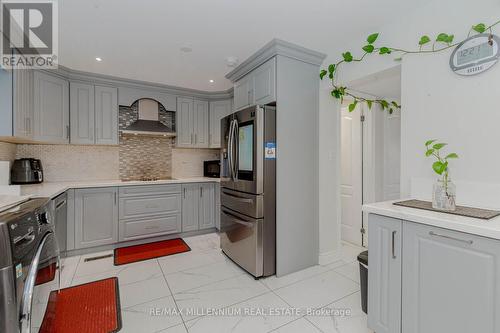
119, 101, 176, 180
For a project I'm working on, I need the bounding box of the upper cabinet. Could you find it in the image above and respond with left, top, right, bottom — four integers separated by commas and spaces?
95, 86, 118, 145
118, 86, 176, 111
233, 57, 276, 111
209, 100, 232, 148
70, 82, 95, 144
33, 71, 70, 144
13, 69, 34, 139
70, 83, 118, 145
176, 97, 209, 148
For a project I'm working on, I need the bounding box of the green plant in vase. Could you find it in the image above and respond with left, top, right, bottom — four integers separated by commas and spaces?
425, 140, 459, 210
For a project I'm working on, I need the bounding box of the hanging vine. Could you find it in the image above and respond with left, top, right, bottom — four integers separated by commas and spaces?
320, 20, 500, 113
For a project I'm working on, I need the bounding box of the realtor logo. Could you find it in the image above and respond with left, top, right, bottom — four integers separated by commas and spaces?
1, 0, 58, 68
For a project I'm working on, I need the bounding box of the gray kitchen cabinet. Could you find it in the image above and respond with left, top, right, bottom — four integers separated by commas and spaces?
234, 75, 253, 111
70, 82, 95, 144
182, 183, 216, 232
74, 187, 118, 249
402, 222, 500, 333
13, 69, 34, 139
253, 57, 276, 105
70, 84, 118, 145
193, 99, 209, 148
95, 86, 118, 145
199, 183, 215, 230
233, 58, 276, 111
33, 71, 69, 143
367, 214, 402, 333
176, 97, 194, 147
182, 184, 200, 232
118, 185, 182, 241
209, 100, 232, 148
176, 97, 209, 148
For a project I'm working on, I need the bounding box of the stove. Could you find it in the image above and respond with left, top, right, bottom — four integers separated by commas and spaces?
123, 177, 175, 182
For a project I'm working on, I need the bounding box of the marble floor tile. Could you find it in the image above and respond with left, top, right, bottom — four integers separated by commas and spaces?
260, 264, 332, 290
119, 276, 171, 308
274, 270, 359, 309
120, 296, 183, 333
158, 248, 224, 274
334, 262, 361, 284
273, 318, 322, 333
184, 292, 299, 333
174, 274, 269, 321
306, 292, 373, 333
157, 324, 188, 333
165, 260, 244, 293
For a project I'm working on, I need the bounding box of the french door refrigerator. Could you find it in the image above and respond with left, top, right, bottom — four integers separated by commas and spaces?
220, 105, 276, 277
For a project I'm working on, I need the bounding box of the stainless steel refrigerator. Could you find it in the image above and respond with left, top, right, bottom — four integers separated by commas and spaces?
220, 105, 276, 278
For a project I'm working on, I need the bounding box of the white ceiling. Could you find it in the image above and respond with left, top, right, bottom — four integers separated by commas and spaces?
59, 0, 430, 92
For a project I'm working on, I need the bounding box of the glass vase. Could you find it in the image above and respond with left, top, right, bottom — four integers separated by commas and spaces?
432, 178, 456, 211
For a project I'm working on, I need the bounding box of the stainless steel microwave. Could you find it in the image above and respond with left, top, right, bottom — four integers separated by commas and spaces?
203, 160, 220, 178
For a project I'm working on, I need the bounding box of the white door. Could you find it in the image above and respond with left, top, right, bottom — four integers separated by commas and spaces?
340, 103, 363, 246
383, 108, 401, 200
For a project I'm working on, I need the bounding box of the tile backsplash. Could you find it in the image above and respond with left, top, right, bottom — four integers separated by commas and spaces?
119, 135, 173, 180
16, 144, 120, 181
172, 148, 219, 178
0, 142, 16, 162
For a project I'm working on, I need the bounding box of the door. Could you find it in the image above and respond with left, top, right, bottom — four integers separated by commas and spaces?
383, 108, 401, 200
199, 183, 215, 229
253, 58, 276, 105
176, 97, 194, 147
75, 188, 118, 249
234, 75, 254, 111
22, 231, 59, 333
13, 69, 34, 138
182, 184, 199, 232
209, 100, 231, 148
402, 222, 500, 333
367, 214, 402, 333
340, 103, 363, 246
33, 71, 69, 143
95, 86, 118, 145
220, 105, 265, 195
70, 82, 95, 144
193, 99, 209, 148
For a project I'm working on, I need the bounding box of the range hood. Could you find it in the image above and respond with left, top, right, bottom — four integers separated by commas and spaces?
121, 99, 176, 137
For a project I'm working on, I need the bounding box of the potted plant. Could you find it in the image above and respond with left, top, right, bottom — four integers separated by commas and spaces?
425, 140, 459, 211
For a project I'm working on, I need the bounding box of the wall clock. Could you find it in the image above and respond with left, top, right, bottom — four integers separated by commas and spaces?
450, 33, 500, 76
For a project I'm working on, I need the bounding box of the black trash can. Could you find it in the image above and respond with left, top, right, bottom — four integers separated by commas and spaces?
357, 250, 368, 314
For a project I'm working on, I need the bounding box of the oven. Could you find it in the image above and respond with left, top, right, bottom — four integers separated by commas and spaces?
203, 160, 221, 178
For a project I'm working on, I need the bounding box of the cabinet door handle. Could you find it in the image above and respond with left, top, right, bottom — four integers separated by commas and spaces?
429, 231, 473, 245
392, 231, 396, 259
114, 192, 117, 205
66, 125, 70, 139
190, 133, 193, 144
183, 188, 186, 199
195, 133, 197, 144
200, 187, 203, 198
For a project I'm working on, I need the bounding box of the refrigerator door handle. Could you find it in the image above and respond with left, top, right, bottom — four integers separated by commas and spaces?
233, 120, 239, 180
227, 119, 235, 180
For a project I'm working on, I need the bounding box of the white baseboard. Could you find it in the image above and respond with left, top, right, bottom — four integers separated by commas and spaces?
318, 249, 341, 265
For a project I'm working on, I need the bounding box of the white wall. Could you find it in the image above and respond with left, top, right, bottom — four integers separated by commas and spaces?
318, 0, 500, 257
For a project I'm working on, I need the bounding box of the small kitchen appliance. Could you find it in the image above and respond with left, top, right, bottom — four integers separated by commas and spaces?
203, 160, 220, 178
10, 158, 43, 184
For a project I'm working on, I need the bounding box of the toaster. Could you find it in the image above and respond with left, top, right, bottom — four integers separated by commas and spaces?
10, 158, 44, 184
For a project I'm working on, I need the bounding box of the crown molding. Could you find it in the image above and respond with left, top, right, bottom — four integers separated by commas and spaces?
225, 38, 327, 82
41, 65, 233, 100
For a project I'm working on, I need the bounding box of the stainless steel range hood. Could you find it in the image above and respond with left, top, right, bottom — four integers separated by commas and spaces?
121, 99, 176, 137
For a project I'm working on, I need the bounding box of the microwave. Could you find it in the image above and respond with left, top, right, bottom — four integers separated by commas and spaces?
204, 160, 220, 178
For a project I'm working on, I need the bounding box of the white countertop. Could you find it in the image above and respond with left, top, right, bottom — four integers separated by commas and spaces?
18, 177, 220, 199
363, 200, 500, 240
0, 194, 32, 213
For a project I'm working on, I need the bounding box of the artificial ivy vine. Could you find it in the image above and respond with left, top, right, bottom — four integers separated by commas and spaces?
320, 20, 500, 114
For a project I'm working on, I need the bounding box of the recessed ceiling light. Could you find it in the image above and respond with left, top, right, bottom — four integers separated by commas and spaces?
209, 79, 214, 83
95, 57, 102, 62
180, 46, 192, 53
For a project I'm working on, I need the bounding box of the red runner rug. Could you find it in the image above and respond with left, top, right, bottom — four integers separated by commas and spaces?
114, 238, 191, 266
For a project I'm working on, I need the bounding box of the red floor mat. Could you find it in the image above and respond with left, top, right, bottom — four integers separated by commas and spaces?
114, 238, 191, 266
39, 277, 121, 333
35, 262, 57, 286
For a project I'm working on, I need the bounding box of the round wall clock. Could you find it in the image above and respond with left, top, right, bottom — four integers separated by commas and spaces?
450, 33, 500, 76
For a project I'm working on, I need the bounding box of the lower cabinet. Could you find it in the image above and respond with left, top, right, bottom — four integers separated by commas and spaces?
182, 183, 215, 232
118, 185, 182, 241
367, 214, 402, 333
74, 187, 118, 249
402, 222, 500, 333
368, 214, 500, 333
